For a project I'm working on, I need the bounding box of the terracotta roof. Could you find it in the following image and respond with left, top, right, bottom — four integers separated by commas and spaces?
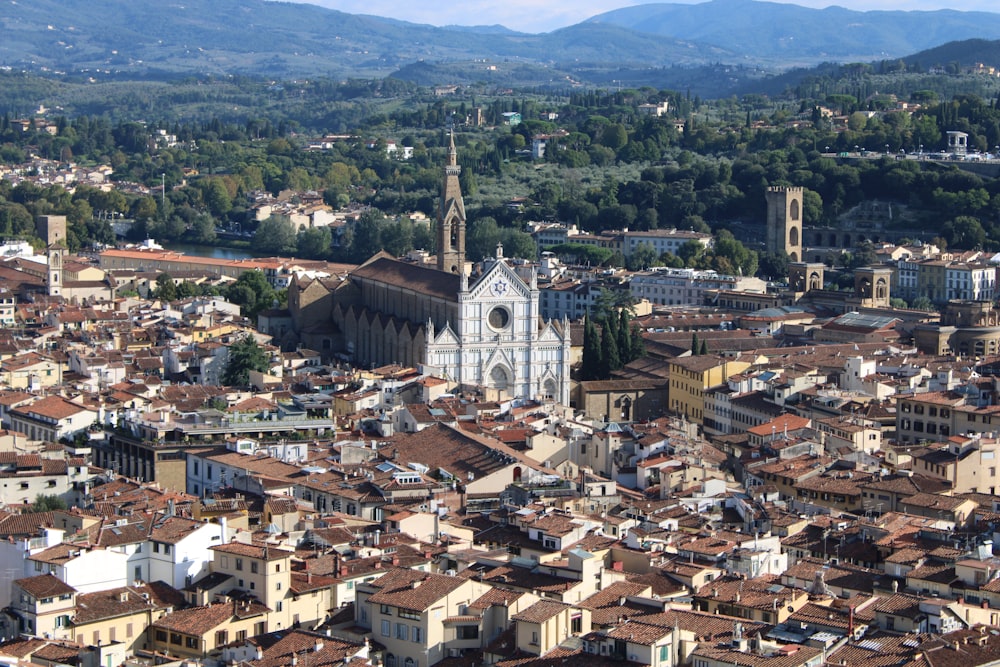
152, 600, 267, 634
366, 569, 467, 612
510, 599, 571, 624
350, 256, 460, 301
12, 395, 94, 420
14, 574, 76, 599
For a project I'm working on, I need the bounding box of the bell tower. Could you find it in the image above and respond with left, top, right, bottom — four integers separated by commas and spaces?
436, 130, 466, 274
35, 215, 66, 297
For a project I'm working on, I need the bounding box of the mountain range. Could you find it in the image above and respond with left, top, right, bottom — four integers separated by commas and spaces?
2, 0, 1000, 92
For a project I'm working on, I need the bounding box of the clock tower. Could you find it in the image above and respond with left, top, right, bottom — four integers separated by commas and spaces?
436, 129, 466, 274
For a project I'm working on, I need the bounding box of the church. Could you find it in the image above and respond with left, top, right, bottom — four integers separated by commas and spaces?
287, 134, 572, 404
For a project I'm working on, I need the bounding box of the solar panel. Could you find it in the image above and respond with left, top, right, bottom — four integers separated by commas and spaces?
857, 640, 882, 651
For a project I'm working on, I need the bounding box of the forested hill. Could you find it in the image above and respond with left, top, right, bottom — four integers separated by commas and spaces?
585, 0, 1000, 63
0, 0, 731, 80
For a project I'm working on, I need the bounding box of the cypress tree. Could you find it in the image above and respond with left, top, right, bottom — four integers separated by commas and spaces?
699, 339, 709, 356
691, 333, 699, 355
582, 312, 602, 381
599, 324, 621, 378
630, 323, 646, 360
617, 310, 632, 364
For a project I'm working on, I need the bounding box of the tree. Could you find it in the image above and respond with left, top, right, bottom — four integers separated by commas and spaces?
253, 216, 297, 255
629, 323, 646, 360
758, 251, 790, 280
691, 333, 700, 355
155, 273, 177, 301
617, 309, 633, 365
627, 242, 660, 271
467, 217, 501, 261
598, 320, 621, 378
911, 296, 936, 311
581, 312, 602, 381
297, 226, 332, 260
226, 270, 276, 318
222, 335, 270, 387
30, 494, 66, 512
190, 214, 217, 244
202, 179, 233, 218
601, 123, 628, 151
944, 216, 987, 250
699, 339, 709, 356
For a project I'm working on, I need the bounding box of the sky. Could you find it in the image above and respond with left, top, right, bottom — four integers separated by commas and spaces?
311, 0, 998, 33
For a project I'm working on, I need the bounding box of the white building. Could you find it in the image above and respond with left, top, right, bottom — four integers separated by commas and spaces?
144, 516, 225, 589
946, 262, 997, 301
630, 268, 766, 307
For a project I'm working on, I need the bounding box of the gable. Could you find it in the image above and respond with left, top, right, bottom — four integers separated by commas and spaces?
468, 260, 530, 302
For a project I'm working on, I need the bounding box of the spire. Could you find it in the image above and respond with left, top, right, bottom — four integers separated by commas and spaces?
449, 128, 457, 167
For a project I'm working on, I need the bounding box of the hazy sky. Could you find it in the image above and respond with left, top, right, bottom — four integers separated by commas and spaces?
312, 0, 998, 33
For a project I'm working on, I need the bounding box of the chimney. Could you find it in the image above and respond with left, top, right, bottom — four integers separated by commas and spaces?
391, 556, 400, 566
340, 564, 348, 577
314, 638, 323, 652
291, 653, 298, 667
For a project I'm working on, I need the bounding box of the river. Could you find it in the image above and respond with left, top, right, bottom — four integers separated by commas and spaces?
160, 242, 256, 261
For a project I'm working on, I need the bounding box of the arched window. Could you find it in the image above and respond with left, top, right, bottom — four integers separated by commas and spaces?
404, 659, 415, 667
789, 199, 800, 221
788, 226, 799, 247
386, 655, 396, 667
513, 466, 522, 482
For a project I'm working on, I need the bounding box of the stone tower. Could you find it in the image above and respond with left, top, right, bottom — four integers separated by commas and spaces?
765, 186, 803, 263
35, 215, 66, 297
788, 262, 825, 294
436, 130, 466, 274
854, 266, 893, 309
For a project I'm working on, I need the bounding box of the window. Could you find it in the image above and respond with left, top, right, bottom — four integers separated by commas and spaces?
186, 636, 198, 648
236, 630, 247, 642
276, 582, 282, 591
396, 623, 408, 640
251, 562, 259, 574
126, 623, 133, 638
153, 543, 160, 553
457, 626, 478, 640
411, 626, 423, 642
276, 601, 283, 612
156, 630, 167, 642
381, 604, 393, 615
399, 610, 420, 620
235, 558, 243, 571
660, 645, 670, 662
216, 630, 228, 646
170, 633, 182, 645
255, 622, 266, 636
164, 544, 171, 554
381, 620, 391, 637
531, 631, 539, 645
386, 655, 396, 667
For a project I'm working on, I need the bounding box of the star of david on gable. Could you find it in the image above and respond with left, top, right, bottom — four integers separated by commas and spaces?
491, 279, 509, 297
